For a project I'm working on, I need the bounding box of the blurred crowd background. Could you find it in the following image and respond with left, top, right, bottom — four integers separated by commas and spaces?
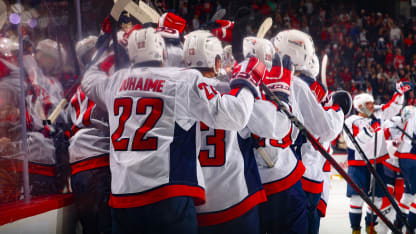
0, 0, 415, 203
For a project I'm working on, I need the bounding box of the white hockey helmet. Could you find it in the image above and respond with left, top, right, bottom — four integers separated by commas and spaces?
272, 29, 315, 71
127, 27, 165, 64
0, 38, 18, 58
36, 39, 67, 61
303, 53, 319, 78
75, 35, 98, 65
243, 37, 274, 70
401, 105, 415, 123
353, 93, 374, 112
183, 30, 223, 73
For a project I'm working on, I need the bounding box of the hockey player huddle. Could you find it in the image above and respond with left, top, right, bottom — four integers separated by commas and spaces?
2, 8, 416, 234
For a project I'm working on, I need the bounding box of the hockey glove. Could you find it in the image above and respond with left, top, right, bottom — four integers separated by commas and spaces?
323, 90, 352, 115
263, 54, 292, 103
230, 57, 266, 98
102, 16, 112, 34
211, 20, 234, 42
395, 81, 415, 95
158, 12, 186, 34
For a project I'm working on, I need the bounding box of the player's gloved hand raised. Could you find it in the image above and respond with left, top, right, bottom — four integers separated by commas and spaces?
210, 20, 234, 42
323, 90, 352, 115
96, 16, 113, 49
395, 81, 415, 95
230, 57, 266, 98
263, 54, 292, 103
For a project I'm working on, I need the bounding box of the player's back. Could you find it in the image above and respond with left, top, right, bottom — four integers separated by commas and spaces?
103, 66, 206, 208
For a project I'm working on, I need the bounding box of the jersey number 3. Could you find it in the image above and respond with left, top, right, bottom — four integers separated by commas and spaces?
112, 97, 163, 151
199, 122, 226, 167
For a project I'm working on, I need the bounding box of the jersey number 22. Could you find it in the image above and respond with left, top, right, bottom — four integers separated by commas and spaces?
112, 97, 163, 151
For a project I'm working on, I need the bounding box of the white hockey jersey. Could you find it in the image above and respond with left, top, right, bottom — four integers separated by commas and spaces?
82, 65, 256, 208
67, 88, 110, 175
67, 53, 115, 175
23, 55, 64, 122
252, 88, 305, 196
344, 93, 403, 166
396, 112, 416, 160
291, 75, 344, 194
0, 58, 57, 176
196, 124, 266, 226
383, 116, 403, 172
195, 78, 292, 226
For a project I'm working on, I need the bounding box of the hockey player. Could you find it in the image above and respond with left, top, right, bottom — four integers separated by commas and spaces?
394, 105, 416, 231
344, 87, 411, 233
0, 38, 25, 203
157, 12, 186, 67
376, 107, 412, 232
75, 35, 97, 70
82, 27, 264, 234
183, 30, 264, 234
254, 55, 308, 234
273, 29, 347, 234
67, 36, 114, 234
0, 37, 61, 197
224, 34, 308, 234
183, 30, 293, 234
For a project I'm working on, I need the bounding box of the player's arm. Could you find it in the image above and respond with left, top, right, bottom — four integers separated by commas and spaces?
376, 82, 413, 120
395, 115, 416, 158
81, 59, 111, 110
248, 100, 291, 139
184, 78, 255, 130
293, 78, 344, 142
247, 55, 293, 139
178, 57, 265, 130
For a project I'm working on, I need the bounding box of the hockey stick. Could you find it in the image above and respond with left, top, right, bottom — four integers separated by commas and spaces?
343, 124, 412, 232
256, 17, 273, 39
369, 128, 377, 233
321, 54, 328, 89
201, 8, 227, 31
251, 136, 275, 168
210, 8, 227, 22
260, 84, 402, 234
46, 0, 131, 124
113, 0, 160, 24
395, 125, 416, 144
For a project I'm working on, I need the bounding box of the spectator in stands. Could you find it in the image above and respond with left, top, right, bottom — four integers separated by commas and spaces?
393, 48, 406, 70
389, 20, 403, 47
